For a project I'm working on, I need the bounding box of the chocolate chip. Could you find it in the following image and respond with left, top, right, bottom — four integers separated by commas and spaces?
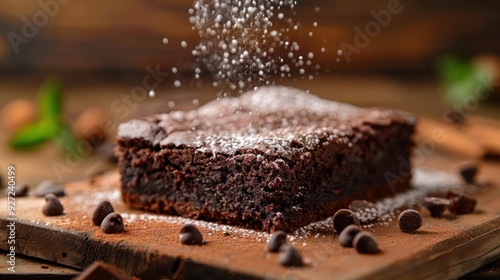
458, 161, 478, 183
101, 213, 125, 234
348, 200, 378, 224
3, 184, 29, 197
398, 209, 423, 233
16, 184, 29, 197
266, 230, 287, 252
447, 192, 477, 215
333, 209, 360, 233
179, 224, 203, 245
92, 201, 115, 226
339, 224, 361, 247
279, 244, 303, 267
353, 232, 379, 254
424, 197, 451, 217
42, 194, 64, 216
34, 180, 65, 197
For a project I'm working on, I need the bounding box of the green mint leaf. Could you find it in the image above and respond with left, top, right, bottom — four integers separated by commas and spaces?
9, 120, 59, 149
438, 56, 490, 105
438, 56, 474, 83
38, 77, 62, 124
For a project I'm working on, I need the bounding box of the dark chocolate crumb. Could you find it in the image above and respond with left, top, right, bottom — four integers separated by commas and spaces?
42, 194, 64, 216
266, 230, 287, 252
398, 209, 423, 233
101, 213, 125, 234
179, 224, 203, 245
34, 180, 65, 197
333, 209, 360, 233
458, 161, 478, 183
353, 232, 379, 254
349, 200, 378, 224
339, 224, 361, 248
424, 197, 451, 217
92, 201, 115, 226
447, 192, 477, 215
279, 244, 303, 267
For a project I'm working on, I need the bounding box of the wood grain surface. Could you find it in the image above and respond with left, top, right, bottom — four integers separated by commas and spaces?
0, 162, 499, 279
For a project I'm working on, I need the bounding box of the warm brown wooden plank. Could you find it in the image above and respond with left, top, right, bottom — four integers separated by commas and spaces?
0, 164, 499, 279
0, 253, 78, 279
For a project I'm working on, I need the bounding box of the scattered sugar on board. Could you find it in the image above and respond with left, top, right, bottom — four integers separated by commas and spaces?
289, 168, 465, 239
121, 212, 271, 242
73, 189, 121, 206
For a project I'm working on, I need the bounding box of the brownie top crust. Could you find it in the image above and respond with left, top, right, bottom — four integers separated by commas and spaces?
118, 86, 415, 157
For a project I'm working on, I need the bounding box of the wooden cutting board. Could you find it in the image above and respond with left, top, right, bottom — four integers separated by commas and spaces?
1, 163, 499, 280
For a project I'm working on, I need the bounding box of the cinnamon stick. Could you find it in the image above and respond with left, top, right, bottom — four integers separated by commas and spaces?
416, 117, 484, 159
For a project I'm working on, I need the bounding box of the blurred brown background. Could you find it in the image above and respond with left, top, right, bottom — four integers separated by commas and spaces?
1, 0, 500, 77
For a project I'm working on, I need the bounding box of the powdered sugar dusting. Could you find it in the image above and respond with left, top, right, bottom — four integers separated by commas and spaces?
121, 212, 271, 242
375, 168, 463, 224
73, 189, 121, 206
134, 86, 409, 156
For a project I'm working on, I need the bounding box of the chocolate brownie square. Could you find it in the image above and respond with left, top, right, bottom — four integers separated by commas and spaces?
115, 86, 415, 232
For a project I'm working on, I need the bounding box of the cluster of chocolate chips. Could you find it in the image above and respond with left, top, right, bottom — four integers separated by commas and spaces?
424, 191, 477, 217
10, 180, 66, 216
335, 210, 379, 254
266, 231, 303, 267
39, 180, 67, 216
92, 201, 125, 234
398, 162, 481, 234
30, 180, 65, 216
447, 191, 477, 214
422, 162, 480, 218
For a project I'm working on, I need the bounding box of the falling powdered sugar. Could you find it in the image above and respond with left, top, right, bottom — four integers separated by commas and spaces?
187, 0, 320, 95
